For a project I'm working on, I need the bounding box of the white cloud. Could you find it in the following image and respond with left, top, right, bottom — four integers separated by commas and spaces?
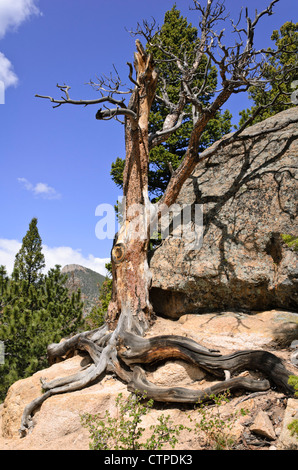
0, 52, 18, 88
0, 0, 41, 90
18, 177, 61, 200
0, 0, 41, 39
0, 239, 21, 274
0, 238, 110, 276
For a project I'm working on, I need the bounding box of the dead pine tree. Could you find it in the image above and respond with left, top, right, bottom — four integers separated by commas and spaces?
20, 0, 296, 435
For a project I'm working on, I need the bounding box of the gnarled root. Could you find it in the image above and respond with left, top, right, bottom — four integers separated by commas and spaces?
128, 366, 271, 403
19, 321, 295, 437
118, 332, 294, 394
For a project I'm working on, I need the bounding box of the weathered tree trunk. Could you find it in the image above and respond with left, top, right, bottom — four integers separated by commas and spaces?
106, 226, 153, 334
106, 40, 158, 333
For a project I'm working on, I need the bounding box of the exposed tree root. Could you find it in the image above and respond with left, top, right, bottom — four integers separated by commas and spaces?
19, 315, 295, 437
128, 366, 271, 403
118, 332, 294, 392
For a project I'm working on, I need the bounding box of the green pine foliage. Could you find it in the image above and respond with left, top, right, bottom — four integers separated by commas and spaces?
111, 5, 232, 200
239, 21, 298, 127
287, 376, 298, 439
13, 217, 46, 286
0, 219, 83, 402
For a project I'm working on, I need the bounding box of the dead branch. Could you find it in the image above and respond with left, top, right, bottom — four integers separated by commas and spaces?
156, 0, 290, 209
36, 83, 126, 108
36, 83, 137, 122
87, 64, 133, 95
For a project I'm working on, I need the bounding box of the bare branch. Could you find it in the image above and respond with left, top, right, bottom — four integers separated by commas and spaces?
87, 65, 132, 95
126, 17, 160, 43
191, 0, 228, 28
157, 0, 285, 209
36, 83, 126, 107
36, 83, 138, 122
127, 62, 139, 87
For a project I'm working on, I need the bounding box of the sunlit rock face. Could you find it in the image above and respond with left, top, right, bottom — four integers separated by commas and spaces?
150, 108, 298, 318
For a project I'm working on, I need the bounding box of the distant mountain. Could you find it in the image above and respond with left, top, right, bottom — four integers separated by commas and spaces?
62, 264, 105, 315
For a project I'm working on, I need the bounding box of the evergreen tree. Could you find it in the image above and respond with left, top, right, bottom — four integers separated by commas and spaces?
0, 265, 83, 401
111, 6, 232, 200
43, 265, 83, 339
13, 217, 45, 286
239, 21, 298, 126
0, 220, 83, 402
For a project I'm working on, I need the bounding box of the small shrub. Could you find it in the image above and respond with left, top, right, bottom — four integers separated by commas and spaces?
281, 234, 298, 251
189, 391, 249, 450
81, 391, 186, 450
82, 389, 251, 451
288, 375, 298, 439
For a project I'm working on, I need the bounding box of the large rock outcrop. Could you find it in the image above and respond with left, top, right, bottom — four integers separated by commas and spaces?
150, 108, 298, 319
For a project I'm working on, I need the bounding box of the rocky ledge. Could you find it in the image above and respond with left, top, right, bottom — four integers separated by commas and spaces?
1, 310, 297, 450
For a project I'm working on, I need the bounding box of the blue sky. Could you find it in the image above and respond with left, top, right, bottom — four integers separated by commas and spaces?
0, 0, 296, 275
